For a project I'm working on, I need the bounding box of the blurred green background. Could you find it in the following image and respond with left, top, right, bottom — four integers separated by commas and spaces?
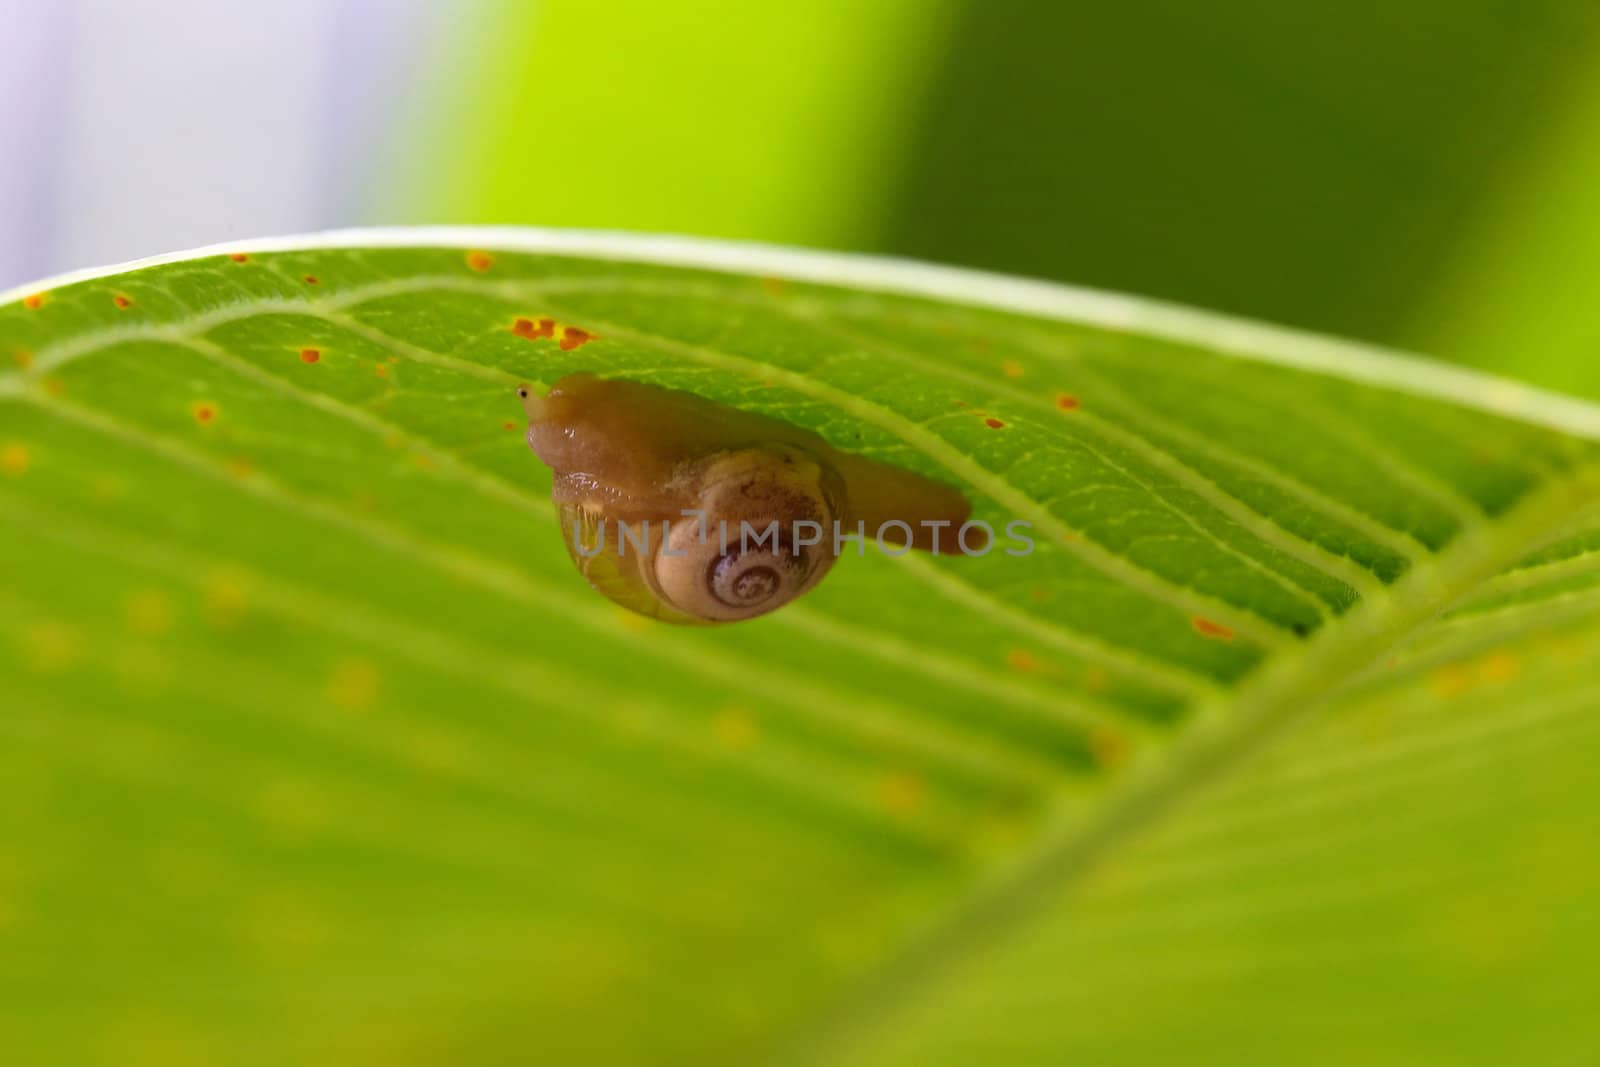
384, 0, 1600, 398
9, 0, 1599, 394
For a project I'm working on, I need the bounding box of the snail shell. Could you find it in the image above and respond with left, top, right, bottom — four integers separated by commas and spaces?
519, 374, 973, 625
558, 444, 843, 623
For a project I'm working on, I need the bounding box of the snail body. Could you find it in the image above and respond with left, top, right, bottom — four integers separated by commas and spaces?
519, 373, 974, 624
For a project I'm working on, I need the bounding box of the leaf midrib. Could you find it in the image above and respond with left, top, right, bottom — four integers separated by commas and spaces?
766, 461, 1600, 1066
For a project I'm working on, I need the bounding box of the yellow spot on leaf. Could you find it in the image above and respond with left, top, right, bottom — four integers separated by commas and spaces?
1089, 727, 1131, 770
1478, 649, 1520, 685
203, 568, 251, 628
1430, 649, 1521, 698
875, 771, 925, 817
1001, 359, 1024, 379
1, 442, 29, 475
124, 589, 175, 636
714, 707, 759, 751
326, 658, 380, 711
23, 621, 81, 673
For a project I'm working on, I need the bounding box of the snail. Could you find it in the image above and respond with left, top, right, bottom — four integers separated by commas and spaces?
517, 373, 976, 624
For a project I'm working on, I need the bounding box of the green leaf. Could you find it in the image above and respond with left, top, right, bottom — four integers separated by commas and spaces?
2, 231, 1597, 1064
405, 0, 954, 250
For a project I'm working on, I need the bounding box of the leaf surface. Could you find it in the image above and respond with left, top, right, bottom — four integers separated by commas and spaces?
1, 232, 1597, 1064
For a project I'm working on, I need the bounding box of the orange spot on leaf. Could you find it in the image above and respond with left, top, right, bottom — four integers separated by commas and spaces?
1005, 649, 1039, 673
229, 252, 250, 263
1, 443, 29, 476
22, 293, 44, 310
112, 294, 133, 310
559, 327, 595, 351
512, 316, 557, 340
1056, 393, 1080, 411
193, 403, 217, 424
984, 417, 1006, 429
1192, 617, 1234, 641
503, 421, 517, 432
465, 250, 493, 273
303, 275, 319, 286
299, 348, 320, 364
374, 363, 389, 379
